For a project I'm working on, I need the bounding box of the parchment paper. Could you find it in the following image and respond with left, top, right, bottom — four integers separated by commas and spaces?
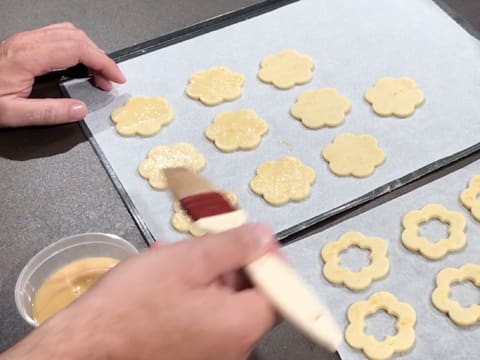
63, 0, 480, 243
285, 159, 480, 359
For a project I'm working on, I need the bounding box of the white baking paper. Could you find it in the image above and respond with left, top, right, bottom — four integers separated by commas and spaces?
285, 159, 480, 359
63, 0, 480, 242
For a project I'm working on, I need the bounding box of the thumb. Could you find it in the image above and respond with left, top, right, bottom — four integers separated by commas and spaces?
0, 98, 87, 127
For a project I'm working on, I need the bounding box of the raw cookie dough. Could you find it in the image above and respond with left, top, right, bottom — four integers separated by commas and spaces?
432, 264, 480, 326
171, 191, 237, 236
205, 109, 268, 152
250, 156, 316, 206
258, 49, 314, 90
290, 88, 351, 129
346, 292, 416, 360
138, 143, 206, 190
111, 96, 174, 136
401, 204, 466, 260
365, 77, 424, 117
460, 175, 480, 221
322, 133, 385, 177
321, 231, 389, 291
186, 66, 244, 106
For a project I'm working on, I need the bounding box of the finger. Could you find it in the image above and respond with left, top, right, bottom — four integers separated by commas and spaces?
90, 72, 113, 91
0, 98, 87, 127
180, 223, 276, 284
21, 40, 125, 84
228, 289, 277, 353
37, 28, 102, 52
38, 22, 77, 31
218, 270, 251, 291
150, 240, 165, 249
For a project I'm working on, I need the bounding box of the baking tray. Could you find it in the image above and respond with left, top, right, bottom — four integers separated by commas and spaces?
285, 158, 480, 359
62, 0, 480, 244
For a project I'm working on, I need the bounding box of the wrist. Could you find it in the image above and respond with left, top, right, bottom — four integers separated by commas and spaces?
1, 301, 109, 360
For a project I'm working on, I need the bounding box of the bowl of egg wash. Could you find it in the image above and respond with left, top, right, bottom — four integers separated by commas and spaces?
15, 233, 139, 326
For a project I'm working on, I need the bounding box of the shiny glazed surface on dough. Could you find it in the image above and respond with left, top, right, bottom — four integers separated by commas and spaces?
111, 96, 174, 136
186, 66, 244, 105
205, 109, 269, 152
250, 156, 316, 206
138, 143, 206, 190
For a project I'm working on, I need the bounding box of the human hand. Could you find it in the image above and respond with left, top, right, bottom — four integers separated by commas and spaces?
3, 224, 277, 360
0, 22, 125, 127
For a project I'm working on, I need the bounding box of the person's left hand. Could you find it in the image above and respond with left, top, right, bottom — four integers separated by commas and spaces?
0, 22, 126, 127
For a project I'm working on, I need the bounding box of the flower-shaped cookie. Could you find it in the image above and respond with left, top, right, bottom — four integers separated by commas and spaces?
460, 175, 480, 221
111, 96, 174, 136
171, 191, 237, 236
186, 66, 244, 106
250, 157, 316, 206
138, 143, 206, 190
322, 133, 385, 177
258, 50, 314, 90
365, 77, 424, 117
432, 264, 480, 326
321, 231, 389, 291
205, 109, 269, 152
401, 204, 466, 260
346, 292, 416, 360
290, 88, 351, 129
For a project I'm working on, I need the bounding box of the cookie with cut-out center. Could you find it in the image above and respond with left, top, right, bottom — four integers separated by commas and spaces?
460, 175, 480, 221
401, 204, 466, 260
321, 231, 389, 291
346, 292, 416, 360
432, 264, 480, 326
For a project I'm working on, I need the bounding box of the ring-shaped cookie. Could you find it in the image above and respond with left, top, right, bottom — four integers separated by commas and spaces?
432, 264, 480, 326
346, 291, 416, 360
321, 232, 389, 291
401, 204, 466, 260
460, 175, 480, 221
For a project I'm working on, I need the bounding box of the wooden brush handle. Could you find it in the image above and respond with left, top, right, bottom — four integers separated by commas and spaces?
193, 212, 342, 351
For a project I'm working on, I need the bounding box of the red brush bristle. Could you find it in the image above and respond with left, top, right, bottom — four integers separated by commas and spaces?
180, 192, 236, 221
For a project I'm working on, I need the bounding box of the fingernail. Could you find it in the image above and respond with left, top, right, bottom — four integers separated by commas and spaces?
250, 223, 276, 248
118, 71, 127, 83
70, 102, 87, 120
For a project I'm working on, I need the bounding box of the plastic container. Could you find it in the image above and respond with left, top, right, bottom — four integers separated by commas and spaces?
15, 233, 139, 327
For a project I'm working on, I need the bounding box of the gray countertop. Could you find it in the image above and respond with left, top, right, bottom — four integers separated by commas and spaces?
0, 1, 478, 359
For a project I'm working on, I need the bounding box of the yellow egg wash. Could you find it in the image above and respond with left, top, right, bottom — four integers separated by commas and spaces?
32, 257, 119, 324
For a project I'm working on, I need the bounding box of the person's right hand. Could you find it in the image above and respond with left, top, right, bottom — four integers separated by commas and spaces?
3, 223, 277, 360
0, 22, 125, 127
